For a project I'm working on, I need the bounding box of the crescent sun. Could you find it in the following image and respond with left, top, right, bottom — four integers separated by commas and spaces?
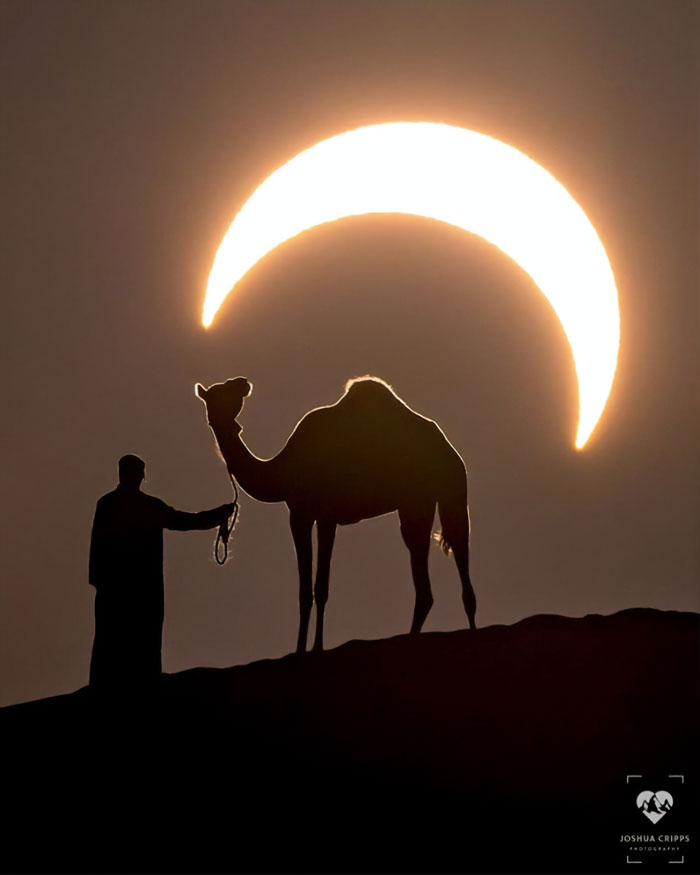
202, 122, 620, 449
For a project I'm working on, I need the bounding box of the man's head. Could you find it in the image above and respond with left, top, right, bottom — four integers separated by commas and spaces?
118, 454, 145, 490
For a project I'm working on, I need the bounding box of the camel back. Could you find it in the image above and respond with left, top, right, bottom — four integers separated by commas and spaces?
280, 376, 450, 481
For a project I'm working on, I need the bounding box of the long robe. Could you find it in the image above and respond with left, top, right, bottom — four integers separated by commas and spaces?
88, 486, 225, 687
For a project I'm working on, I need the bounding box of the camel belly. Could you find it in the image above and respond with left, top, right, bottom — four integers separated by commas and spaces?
282, 416, 447, 522
334, 504, 398, 526
291, 454, 436, 524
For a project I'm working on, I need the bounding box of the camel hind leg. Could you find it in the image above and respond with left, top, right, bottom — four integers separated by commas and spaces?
451, 535, 476, 630
438, 499, 476, 630
399, 507, 435, 635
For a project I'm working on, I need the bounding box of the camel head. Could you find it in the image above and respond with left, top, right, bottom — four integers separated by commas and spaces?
195, 377, 252, 428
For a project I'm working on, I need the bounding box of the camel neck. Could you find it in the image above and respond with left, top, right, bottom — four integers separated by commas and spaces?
209, 421, 285, 504
208, 419, 242, 436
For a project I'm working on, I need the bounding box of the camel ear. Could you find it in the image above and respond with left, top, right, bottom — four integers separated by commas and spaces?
229, 377, 253, 398
195, 383, 209, 400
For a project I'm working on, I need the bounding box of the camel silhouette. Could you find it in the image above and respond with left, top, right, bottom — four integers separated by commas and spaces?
196, 376, 476, 652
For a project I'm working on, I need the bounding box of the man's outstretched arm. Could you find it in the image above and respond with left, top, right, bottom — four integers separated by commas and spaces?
161, 501, 234, 532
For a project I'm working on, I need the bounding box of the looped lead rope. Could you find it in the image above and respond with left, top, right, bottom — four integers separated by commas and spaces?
215, 474, 239, 565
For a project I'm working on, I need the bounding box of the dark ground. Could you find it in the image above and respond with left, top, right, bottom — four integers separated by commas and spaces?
2, 608, 698, 874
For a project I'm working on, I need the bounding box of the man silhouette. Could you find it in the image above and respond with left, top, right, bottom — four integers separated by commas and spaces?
89, 454, 234, 687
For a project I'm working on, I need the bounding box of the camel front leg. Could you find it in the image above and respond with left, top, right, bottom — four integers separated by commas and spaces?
290, 510, 314, 654
313, 519, 336, 652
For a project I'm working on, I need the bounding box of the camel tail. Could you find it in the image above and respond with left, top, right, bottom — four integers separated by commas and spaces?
434, 454, 471, 560
432, 531, 454, 556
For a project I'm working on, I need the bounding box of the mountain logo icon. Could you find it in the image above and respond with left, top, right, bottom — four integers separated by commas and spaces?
636, 790, 673, 824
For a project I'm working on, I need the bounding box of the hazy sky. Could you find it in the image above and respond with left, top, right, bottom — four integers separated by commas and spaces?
1, 0, 698, 706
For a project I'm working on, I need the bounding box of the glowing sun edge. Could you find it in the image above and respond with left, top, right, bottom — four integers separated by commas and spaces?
203, 122, 619, 449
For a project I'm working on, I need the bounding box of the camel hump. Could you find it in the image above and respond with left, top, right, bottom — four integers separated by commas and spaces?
344, 376, 441, 427
342, 376, 409, 412
344, 375, 396, 397
284, 376, 441, 456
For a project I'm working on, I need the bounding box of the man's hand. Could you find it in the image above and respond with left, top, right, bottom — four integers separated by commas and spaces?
219, 502, 236, 524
